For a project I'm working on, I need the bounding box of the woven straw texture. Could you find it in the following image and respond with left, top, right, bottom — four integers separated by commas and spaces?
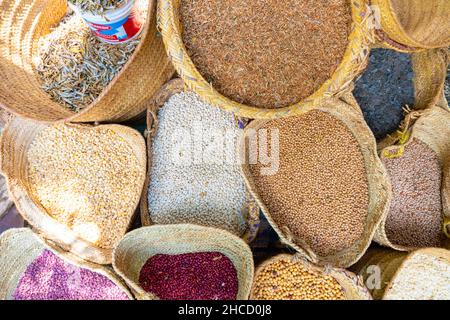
0, 0, 174, 123
239, 94, 391, 268
371, 0, 450, 50
140, 78, 260, 242
112, 224, 254, 300
158, 0, 374, 119
0, 228, 133, 300
250, 254, 372, 300
351, 247, 450, 299
376, 104, 450, 251
0, 117, 147, 265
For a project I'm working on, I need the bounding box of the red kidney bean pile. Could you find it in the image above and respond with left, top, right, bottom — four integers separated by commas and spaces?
138, 252, 238, 300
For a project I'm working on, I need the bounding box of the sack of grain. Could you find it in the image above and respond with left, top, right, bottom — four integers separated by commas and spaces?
0, 0, 173, 123
376, 104, 450, 251
112, 224, 254, 300
239, 94, 390, 268
0, 117, 146, 264
0, 228, 133, 300
351, 247, 450, 300
158, 0, 373, 119
251, 254, 371, 300
140, 79, 260, 242
371, 0, 450, 52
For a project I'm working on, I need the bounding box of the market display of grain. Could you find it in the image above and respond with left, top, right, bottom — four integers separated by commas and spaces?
34, 2, 147, 112
13, 250, 129, 300
249, 111, 369, 257
382, 139, 444, 248
180, 0, 351, 109
26, 125, 144, 249
354, 49, 415, 140
147, 92, 247, 236
252, 257, 345, 300
139, 252, 238, 300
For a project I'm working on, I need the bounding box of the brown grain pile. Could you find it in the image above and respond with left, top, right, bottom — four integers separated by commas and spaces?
383, 139, 443, 247
252, 257, 345, 300
180, 0, 352, 109
249, 111, 369, 256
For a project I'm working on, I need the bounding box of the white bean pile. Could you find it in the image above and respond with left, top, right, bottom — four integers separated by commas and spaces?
147, 92, 247, 236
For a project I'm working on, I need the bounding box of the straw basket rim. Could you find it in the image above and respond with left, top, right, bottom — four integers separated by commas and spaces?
371, 0, 450, 50
139, 78, 260, 242
0, 228, 134, 300
112, 224, 254, 300
0, 118, 147, 265
158, 0, 373, 119
239, 95, 391, 268
0, 0, 174, 123
250, 253, 372, 300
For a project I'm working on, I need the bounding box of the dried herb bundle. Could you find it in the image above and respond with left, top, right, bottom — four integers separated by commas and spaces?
180, 0, 352, 109
34, 14, 139, 112
67, 0, 129, 14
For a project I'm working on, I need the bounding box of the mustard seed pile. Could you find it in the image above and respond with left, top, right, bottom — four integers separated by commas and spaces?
27, 125, 144, 249
382, 139, 443, 247
180, 0, 352, 109
252, 257, 345, 300
383, 252, 450, 300
147, 92, 247, 236
34, 13, 140, 112
249, 111, 369, 256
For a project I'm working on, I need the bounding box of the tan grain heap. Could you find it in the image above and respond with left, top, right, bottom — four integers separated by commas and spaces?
180, 0, 351, 109
0, 117, 146, 264
251, 254, 371, 300
240, 97, 390, 268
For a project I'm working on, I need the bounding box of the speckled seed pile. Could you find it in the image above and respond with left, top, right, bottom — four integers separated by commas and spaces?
147, 92, 247, 236
252, 258, 345, 300
384, 253, 450, 300
180, 0, 351, 109
250, 111, 369, 256
353, 49, 415, 140
27, 125, 143, 249
68, 0, 128, 14
383, 139, 443, 247
13, 250, 129, 300
139, 252, 238, 300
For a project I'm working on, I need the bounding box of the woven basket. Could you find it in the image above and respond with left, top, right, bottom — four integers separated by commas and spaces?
250, 254, 372, 300
140, 78, 260, 242
112, 224, 254, 300
371, 0, 450, 51
0, 0, 173, 123
239, 94, 390, 268
0, 117, 147, 264
376, 104, 450, 251
158, 0, 373, 119
351, 247, 450, 300
0, 228, 133, 300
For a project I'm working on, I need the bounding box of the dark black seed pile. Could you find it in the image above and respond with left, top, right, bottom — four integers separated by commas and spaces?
445, 65, 449, 103
354, 49, 415, 140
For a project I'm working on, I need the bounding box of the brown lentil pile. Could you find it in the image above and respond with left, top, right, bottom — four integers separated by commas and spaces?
252, 257, 345, 300
26, 124, 144, 249
180, 0, 351, 109
383, 138, 443, 247
249, 111, 369, 256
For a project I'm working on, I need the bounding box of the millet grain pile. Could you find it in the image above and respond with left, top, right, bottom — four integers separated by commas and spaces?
13, 250, 129, 300
252, 257, 345, 300
353, 49, 415, 140
139, 252, 238, 300
249, 111, 369, 256
27, 125, 144, 249
382, 138, 443, 248
383, 252, 450, 300
180, 0, 352, 109
147, 92, 247, 236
